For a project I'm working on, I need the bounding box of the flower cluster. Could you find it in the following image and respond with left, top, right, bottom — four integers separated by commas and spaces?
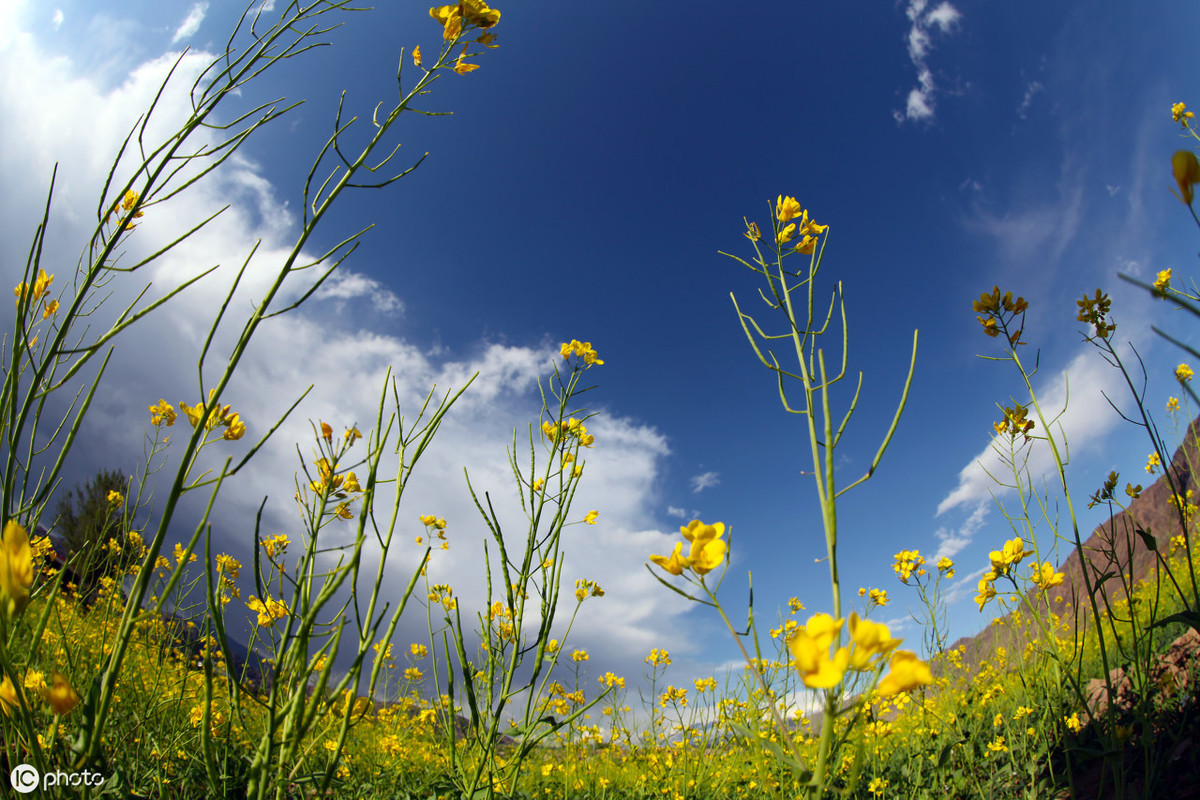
560, 339, 604, 366
773, 194, 828, 254
973, 286, 1028, 346
427, 583, 457, 611
1177, 363, 1194, 383
1029, 561, 1065, 589
246, 594, 290, 628
176, 388, 246, 440
1076, 289, 1116, 340
786, 612, 931, 694
1173, 101, 1194, 125
541, 417, 596, 447
574, 578, 604, 602
106, 189, 145, 230
1154, 268, 1173, 296
648, 520, 728, 577
892, 549, 926, 584
994, 403, 1035, 441
417, 515, 449, 549
975, 537, 1035, 610
1, 670, 80, 717
13, 268, 59, 320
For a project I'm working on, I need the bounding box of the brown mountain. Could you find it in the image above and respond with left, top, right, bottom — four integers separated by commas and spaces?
947, 412, 1200, 670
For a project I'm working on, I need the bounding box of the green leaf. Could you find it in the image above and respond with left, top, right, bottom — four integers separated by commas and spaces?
1150, 609, 1200, 634
1135, 527, 1158, 552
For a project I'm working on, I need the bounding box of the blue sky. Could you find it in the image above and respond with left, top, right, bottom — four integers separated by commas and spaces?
3, 0, 1200, 712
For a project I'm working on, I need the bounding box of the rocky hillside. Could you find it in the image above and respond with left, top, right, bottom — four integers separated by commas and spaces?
947, 412, 1200, 668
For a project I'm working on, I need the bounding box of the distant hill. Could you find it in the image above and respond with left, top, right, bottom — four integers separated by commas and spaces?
946, 413, 1200, 670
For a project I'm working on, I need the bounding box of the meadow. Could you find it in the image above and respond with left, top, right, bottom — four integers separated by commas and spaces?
2, 2, 1200, 798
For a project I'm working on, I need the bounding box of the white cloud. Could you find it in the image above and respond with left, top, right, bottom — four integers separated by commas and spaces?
51, 9, 63, 30
690, 471, 720, 493
0, 7, 710, 705
932, 498, 988, 561
895, 1, 962, 123
1017, 80, 1043, 119
171, 2, 208, 44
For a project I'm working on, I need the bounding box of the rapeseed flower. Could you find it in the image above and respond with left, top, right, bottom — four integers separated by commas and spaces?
247, 595, 289, 627
1173, 150, 1200, 206
1030, 561, 1065, 589
0, 520, 34, 621
876, 650, 932, 696
988, 537, 1033, 576
1173, 102, 1194, 124
40, 673, 79, 715
787, 613, 850, 689
1177, 363, 1194, 382
1155, 268, 1172, 294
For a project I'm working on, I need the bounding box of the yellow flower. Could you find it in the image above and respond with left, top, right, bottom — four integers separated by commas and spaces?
867, 588, 889, 607
892, 549, 925, 583
1146, 452, 1161, 473
148, 399, 177, 427
342, 472, 362, 493
1155, 268, 1172, 293
246, 595, 290, 627
975, 575, 997, 610
867, 777, 889, 796
413, 45, 422, 67
1173, 102, 1194, 124
1177, 363, 1194, 382
1065, 712, 1083, 733
788, 613, 849, 689
1030, 561, 1065, 589
459, 0, 501, 28
584, 510, 599, 525
0, 675, 18, 715
876, 651, 933, 696
776, 195, 804, 222
216, 554, 241, 580
0, 520, 34, 621
560, 339, 604, 365
988, 537, 1033, 575
1173, 150, 1200, 206
649, 542, 688, 576
572, 649, 589, 662
261, 533, 290, 558
1168, 396, 1180, 411
936, 556, 955, 578
776, 222, 796, 245
645, 648, 671, 666
42, 299, 59, 319
744, 221, 761, 241
847, 613, 901, 670
454, 47, 480, 74
681, 519, 727, 575
107, 490, 124, 506
40, 672, 79, 715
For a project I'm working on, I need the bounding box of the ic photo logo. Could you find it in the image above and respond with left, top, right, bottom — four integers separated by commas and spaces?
9, 764, 106, 793
9, 764, 38, 794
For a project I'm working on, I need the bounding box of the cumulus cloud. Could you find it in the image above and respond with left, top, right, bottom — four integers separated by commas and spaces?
690, 471, 720, 493
895, 0, 962, 123
171, 3, 208, 44
0, 6, 714, 706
